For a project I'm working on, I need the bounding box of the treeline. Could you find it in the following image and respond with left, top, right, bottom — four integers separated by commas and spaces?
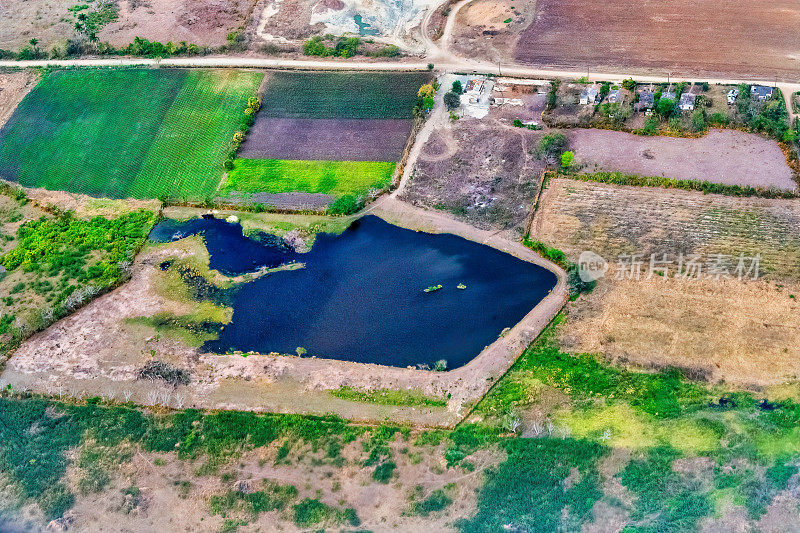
552, 170, 799, 199
302, 35, 401, 59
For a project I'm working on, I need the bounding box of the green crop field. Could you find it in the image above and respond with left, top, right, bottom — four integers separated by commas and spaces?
223, 159, 396, 198
0, 68, 263, 200
258, 71, 430, 119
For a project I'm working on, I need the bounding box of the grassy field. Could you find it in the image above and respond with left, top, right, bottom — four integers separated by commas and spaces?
258, 71, 430, 119
0, 68, 262, 200
223, 159, 396, 198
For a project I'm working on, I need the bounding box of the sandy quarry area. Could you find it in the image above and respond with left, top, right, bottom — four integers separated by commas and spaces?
0, 71, 37, 129
450, 0, 536, 63
0, 200, 566, 428
570, 129, 798, 191
561, 274, 800, 386
514, 0, 800, 79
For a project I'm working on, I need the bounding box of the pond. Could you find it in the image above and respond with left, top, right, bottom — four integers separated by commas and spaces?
150, 215, 557, 369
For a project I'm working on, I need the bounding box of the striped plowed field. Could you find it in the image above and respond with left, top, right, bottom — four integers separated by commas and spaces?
533, 178, 800, 280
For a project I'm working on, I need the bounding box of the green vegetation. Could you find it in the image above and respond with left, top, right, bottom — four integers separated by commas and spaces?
330, 386, 447, 407
209, 481, 298, 518
411, 488, 453, 516
293, 498, 359, 528
0, 395, 367, 519
554, 169, 799, 199
223, 159, 396, 200
0, 193, 155, 358
467, 314, 800, 531
302, 35, 361, 58
0, 68, 263, 200
257, 71, 431, 119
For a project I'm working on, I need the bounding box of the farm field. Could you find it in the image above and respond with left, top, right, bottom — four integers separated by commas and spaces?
570, 129, 798, 191
514, 0, 800, 79
533, 178, 800, 279
223, 159, 396, 197
561, 275, 800, 386
0, 68, 262, 200
226, 70, 426, 208
237, 117, 413, 161
257, 71, 430, 119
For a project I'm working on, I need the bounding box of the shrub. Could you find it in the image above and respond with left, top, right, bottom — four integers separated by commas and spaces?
138, 361, 191, 387
560, 150, 574, 168
413, 489, 453, 516
372, 460, 397, 483
622, 78, 636, 91
328, 195, 362, 215
539, 132, 568, 158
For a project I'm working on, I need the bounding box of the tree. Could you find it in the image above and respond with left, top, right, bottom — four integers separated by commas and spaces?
622, 78, 636, 91
656, 97, 675, 118
451, 80, 462, 94
561, 151, 574, 168
418, 84, 436, 99
443, 91, 460, 110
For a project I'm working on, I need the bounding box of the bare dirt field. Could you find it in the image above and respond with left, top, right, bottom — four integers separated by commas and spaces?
450, 0, 536, 63
0, 0, 75, 50
238, 117, 413, 161
514, 0, 800, 79
0, 71, 37, 129
560, 275, 800, 386
251, 0, 324, 42
402, 118, 546, 235
99, 0, 258, 47
570, 128, 798, 191
532, 178, 800, 280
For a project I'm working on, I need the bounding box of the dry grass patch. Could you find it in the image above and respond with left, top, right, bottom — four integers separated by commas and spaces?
560, 275, 800, 386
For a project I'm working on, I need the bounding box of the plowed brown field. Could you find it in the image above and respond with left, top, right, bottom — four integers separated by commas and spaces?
515, 0, 800, 79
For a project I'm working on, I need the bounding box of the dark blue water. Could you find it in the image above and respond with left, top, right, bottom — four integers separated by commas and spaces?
148, 217, 295, 275
150, 215, 557, 369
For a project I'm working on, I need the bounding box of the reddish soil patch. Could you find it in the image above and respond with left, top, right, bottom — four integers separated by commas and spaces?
570, 128, 798, 191
514, 0, 800, 79
99, 0, 257, 47
238, 117, 413, 161
0, 71, 37, 129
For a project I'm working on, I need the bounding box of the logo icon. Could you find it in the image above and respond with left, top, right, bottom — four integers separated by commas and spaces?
578, 251, 608, 282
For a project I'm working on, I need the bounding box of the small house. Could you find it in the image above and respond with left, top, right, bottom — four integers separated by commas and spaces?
751, 85, 774, 101
638, 90, 655, 110
580, 85, 600, 105
679, 92, 696, 111
608, 89, 622, 104
727, 88, 739, 104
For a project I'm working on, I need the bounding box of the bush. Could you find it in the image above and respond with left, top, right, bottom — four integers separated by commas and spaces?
622, 78, 636, 91
539, 132, 568, 158
328, 195, 362, 215
560, 150, 574, 168
372, 460, 397, 483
